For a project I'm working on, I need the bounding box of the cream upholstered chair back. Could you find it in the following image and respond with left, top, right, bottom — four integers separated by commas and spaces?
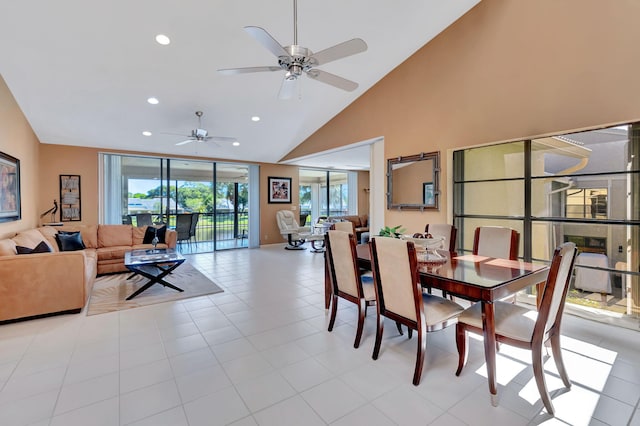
370, 237, 419, 322
331, 221, 355, 234
425, 223, 457, 253
326, 230, 360, 299
539, 242, 578, 336
473, 226, 520, 260
276, 210, 301, 239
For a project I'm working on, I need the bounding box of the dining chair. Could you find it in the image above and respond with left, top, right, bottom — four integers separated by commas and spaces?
369, 237, 464, 385
331, 220, 355, 234
473, 226, 520, 260
454, 242, 578, 415
325, 230, 376, 348
425, 223, 457, 254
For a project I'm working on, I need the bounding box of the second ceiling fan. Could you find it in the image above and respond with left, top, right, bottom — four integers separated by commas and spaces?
218, 0, 367, 99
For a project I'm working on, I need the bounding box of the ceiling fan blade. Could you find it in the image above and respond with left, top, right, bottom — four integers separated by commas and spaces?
210, 136, 237, 143
310, 38, 367, 66
306, 69, 358, 92
244, 26, 291, 59
175, 139, 194, 146
278, 77, 299, 100
218, 66, 282, 75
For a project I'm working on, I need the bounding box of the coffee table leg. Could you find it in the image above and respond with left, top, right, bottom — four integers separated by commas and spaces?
126, 263, 184, 300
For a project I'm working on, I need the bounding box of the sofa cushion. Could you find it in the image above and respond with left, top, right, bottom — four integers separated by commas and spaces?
143, 225, 167, 244
0, 239, 17, 256
55, 231, 86, 251
16, 241, 52, 254
96, 245, 132, 261
12, 229, 56, 252
56, 225, 99, 249
98, 225, 133, 247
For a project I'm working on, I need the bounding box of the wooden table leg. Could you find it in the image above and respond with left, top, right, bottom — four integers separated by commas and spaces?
324, 251, 331, 310
481, 301, 498, 406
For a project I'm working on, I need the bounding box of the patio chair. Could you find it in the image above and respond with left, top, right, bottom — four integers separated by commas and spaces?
326, 230, 376, 348
188, 213, 200, 245
455, 242, 578, 415
369, 237, 464, 385
135, 213, 153, 227
175, 214, 192, 247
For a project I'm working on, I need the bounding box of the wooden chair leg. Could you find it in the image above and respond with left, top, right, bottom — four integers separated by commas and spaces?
396, 321, 404, 336
550, 333, 571, 388
328, 295, 338, 332
354, 300, 365, 349
407, 328, 413, 339
455, 323, 467, 376
412, 328, 427, 385
532, 344, 554, 415
373, 313, 384, 360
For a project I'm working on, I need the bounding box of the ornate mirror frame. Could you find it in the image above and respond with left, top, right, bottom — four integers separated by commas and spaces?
387, 151, 440, 210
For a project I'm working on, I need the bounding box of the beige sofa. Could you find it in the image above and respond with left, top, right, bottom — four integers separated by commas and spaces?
0, 224, 177, 322
327, 214, 369, 239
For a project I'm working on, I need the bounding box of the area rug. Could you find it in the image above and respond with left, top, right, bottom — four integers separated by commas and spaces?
87, 263, 223, 315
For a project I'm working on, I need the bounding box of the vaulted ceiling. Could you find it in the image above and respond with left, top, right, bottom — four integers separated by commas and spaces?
0, 0, 479, 169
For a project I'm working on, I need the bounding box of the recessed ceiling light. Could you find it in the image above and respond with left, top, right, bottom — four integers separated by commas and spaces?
142, 131, 152, 136
155, 34, 171, 45
147, 97, 159, 105
251, 116, 260, 122
232, 141, 240, 146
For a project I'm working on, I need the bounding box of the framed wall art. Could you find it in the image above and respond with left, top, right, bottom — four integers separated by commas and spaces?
268, 176, 292, 203
60, 174, 81, 221
0, 151, 21, 223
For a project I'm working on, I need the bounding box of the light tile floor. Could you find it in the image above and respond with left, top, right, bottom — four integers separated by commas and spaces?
0, 244, 638, 425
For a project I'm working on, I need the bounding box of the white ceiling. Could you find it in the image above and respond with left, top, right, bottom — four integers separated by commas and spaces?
0, 0, 479, 170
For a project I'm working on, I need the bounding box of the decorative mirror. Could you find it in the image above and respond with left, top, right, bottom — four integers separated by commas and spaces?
387, 151, 440, 210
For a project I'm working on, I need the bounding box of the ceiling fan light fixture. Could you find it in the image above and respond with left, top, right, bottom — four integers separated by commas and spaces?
155, 34, 171, 45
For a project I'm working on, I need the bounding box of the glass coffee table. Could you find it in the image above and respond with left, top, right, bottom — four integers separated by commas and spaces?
124, 249, 186, 300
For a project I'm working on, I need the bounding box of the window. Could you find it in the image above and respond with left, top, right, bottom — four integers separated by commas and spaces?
453, 124, 640, 329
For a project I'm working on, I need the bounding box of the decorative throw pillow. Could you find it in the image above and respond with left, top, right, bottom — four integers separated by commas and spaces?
16, 241, 52, 255
143, 225, 167, 244
55, 231, 86, 251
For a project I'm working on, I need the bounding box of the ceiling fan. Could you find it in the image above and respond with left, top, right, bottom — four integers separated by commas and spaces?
218, 0, 367, 99
171, 111, 237, 146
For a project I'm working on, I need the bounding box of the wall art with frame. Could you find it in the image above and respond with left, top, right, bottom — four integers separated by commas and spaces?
60, 174, 81, 221
268, 176, 292, 203
0, 151, 20, 222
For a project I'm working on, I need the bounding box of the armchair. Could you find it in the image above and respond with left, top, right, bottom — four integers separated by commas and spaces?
276, 210, 324, 250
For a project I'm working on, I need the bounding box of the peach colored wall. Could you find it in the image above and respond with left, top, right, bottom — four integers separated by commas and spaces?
260, 163, 300, 245
35, 144, 303, 245
284, 0, 640, 233
357, 170, 369, 217
0, 75, 40, 238
38, 144, 101, 225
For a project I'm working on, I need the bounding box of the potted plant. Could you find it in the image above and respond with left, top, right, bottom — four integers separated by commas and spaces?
378, 225, 406, 238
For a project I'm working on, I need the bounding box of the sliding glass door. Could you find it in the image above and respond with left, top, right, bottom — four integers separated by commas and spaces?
101, 153, 253, 252
299, 169, 355, 225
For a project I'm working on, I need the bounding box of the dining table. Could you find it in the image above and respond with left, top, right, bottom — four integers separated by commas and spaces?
324, 243, 549, 405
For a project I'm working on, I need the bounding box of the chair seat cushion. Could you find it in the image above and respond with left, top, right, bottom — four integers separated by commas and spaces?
458, 301, 537, 341
422, 294, 464, 326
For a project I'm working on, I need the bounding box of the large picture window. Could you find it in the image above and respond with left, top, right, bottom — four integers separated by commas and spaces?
453, 124, 640, 329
